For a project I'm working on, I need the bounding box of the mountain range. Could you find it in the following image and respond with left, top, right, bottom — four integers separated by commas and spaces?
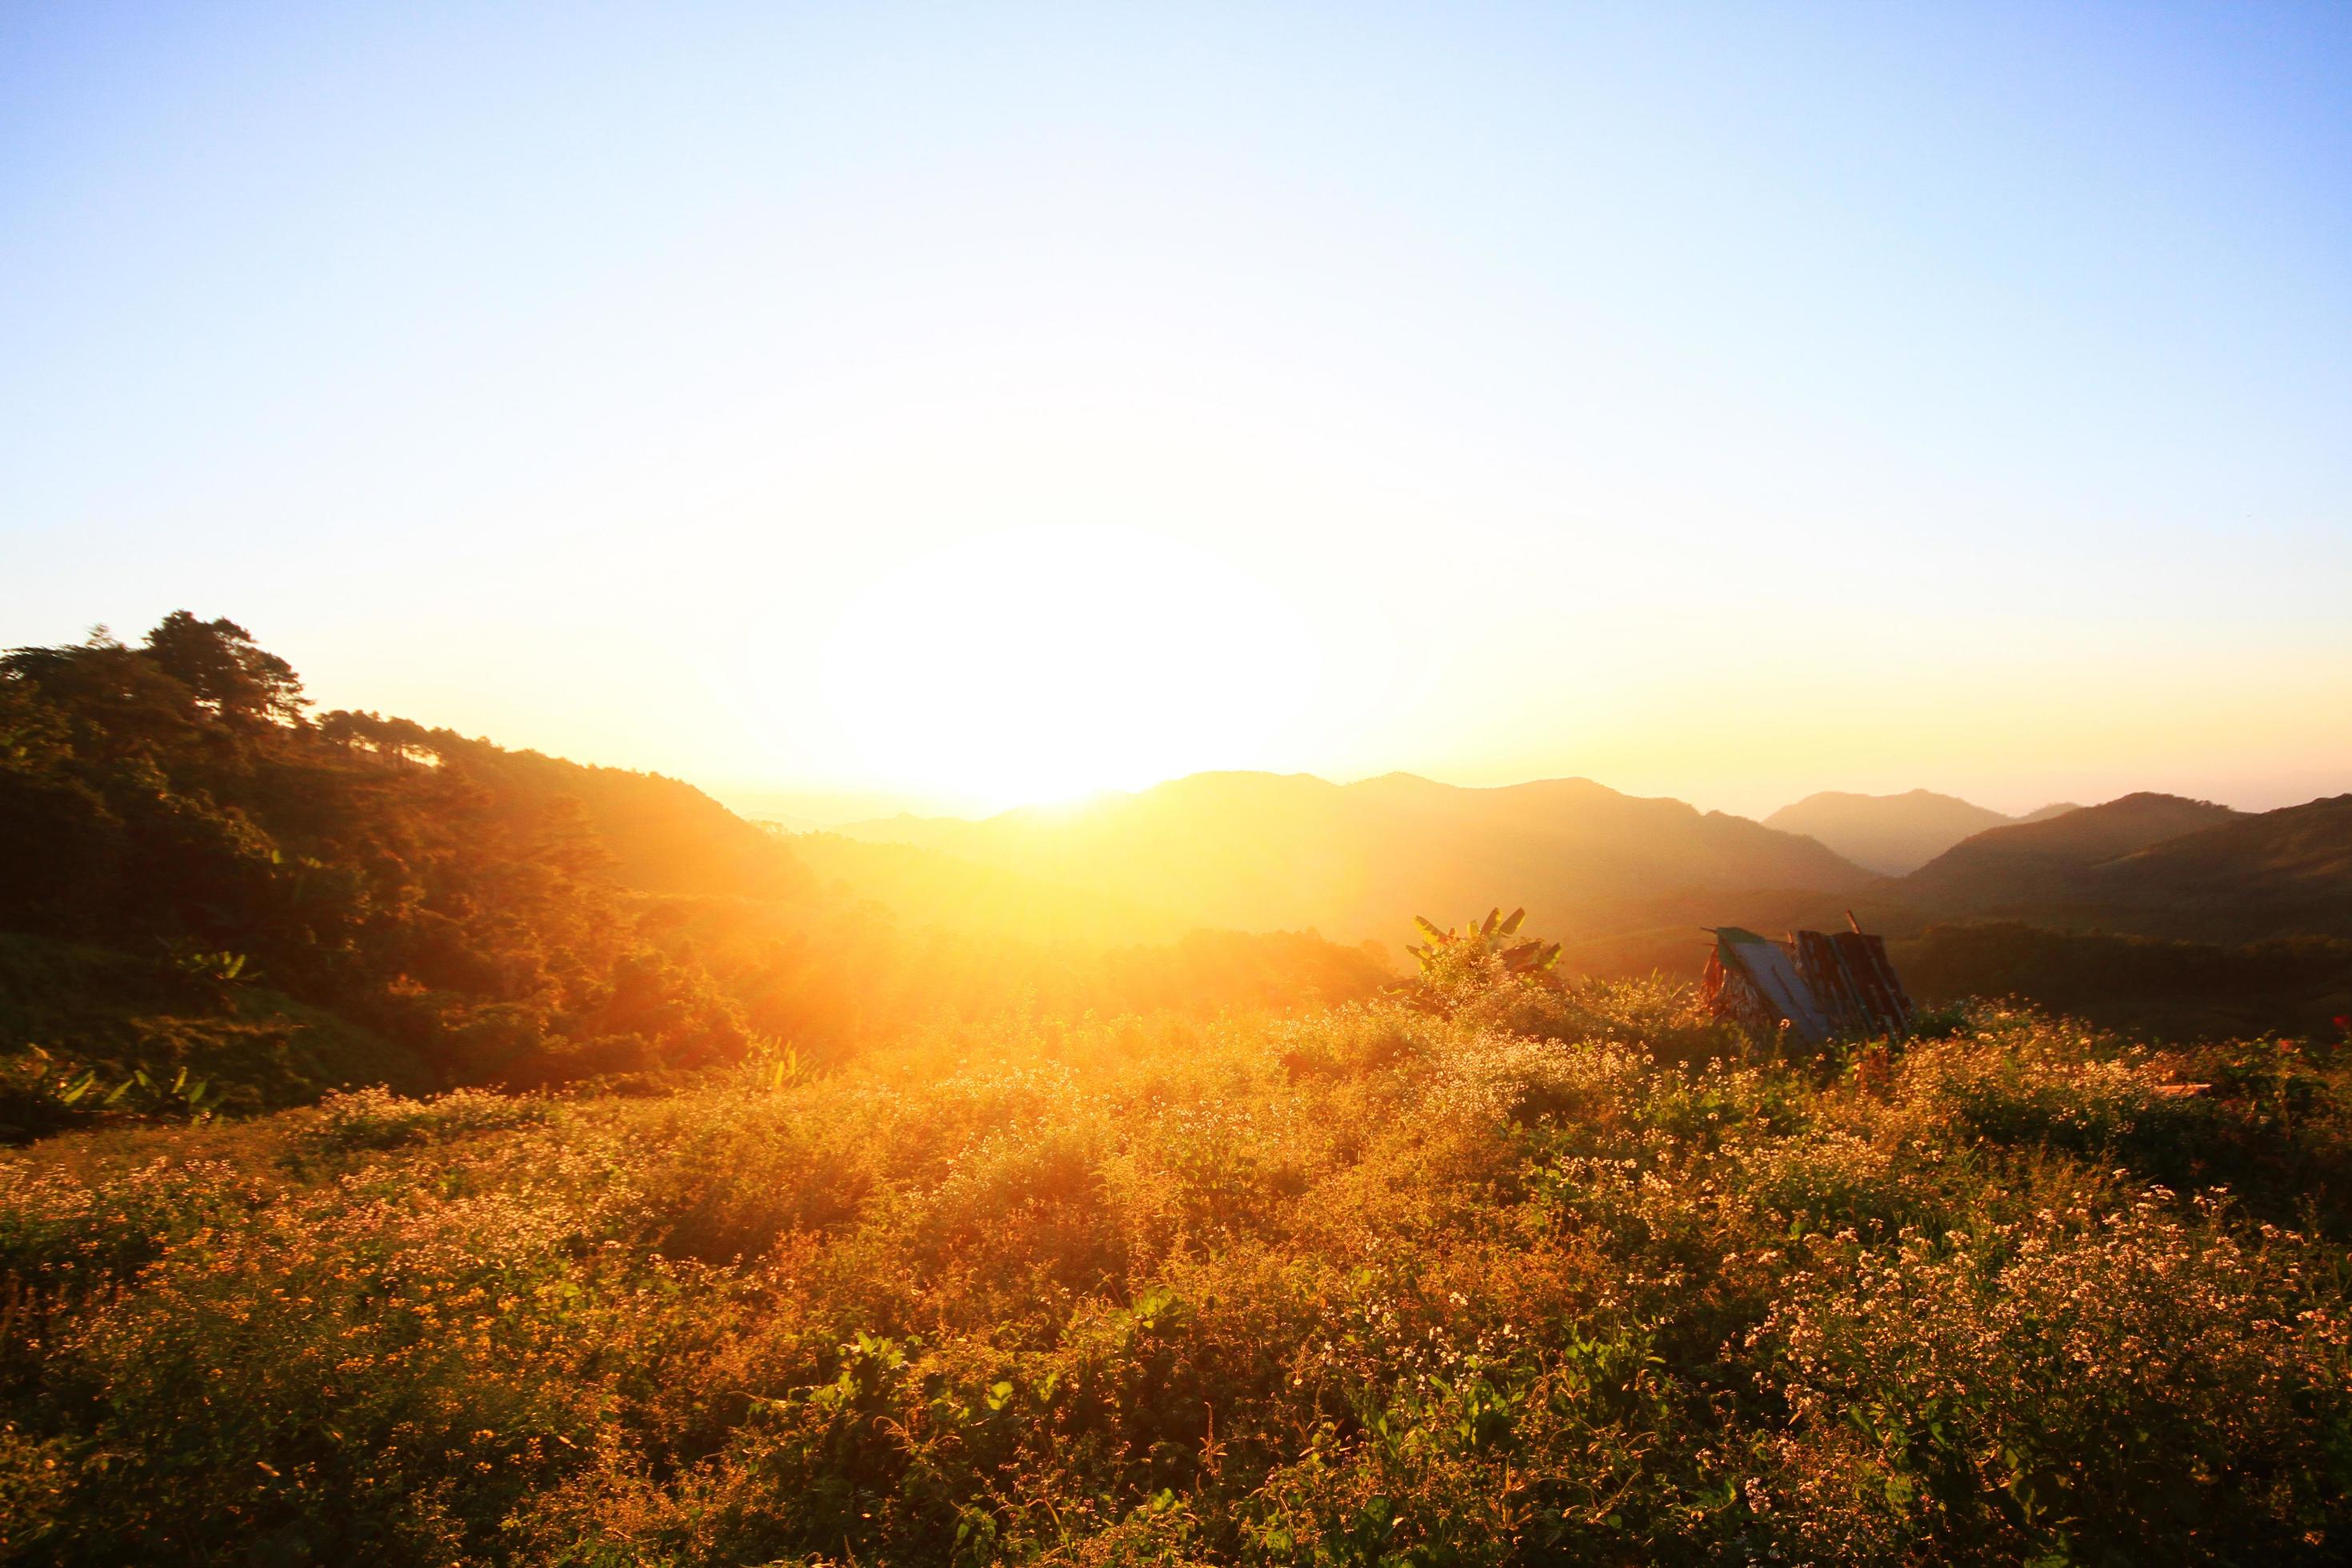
824, 774, 2352, 1040
836, 774, 2352, 958
838, 771, 1875, 950
1888, 791, 2243, 918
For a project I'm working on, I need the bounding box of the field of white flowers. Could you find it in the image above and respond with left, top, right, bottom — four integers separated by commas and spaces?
5, 960, 2349, 1565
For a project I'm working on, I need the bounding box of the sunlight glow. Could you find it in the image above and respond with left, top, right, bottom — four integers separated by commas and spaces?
817, 527, 1320, 810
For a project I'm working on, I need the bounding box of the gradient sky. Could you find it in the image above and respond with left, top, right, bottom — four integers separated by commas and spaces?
6, 2, 2349, 822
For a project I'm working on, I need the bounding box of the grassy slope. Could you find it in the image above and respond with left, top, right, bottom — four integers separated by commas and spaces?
5, 982, 2350, 1565
1896, 922, 2352, 1042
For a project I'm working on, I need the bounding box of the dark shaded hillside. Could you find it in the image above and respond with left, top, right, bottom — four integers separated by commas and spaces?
1566, 796, 2352, 1041
1763, 787, 2013, 874
456, 743, 811, 902
843, 770, 1874, 946
2078, 794, 2352, 940
1895, 791, 2243, 914
1888, 792, 2352, 946
1898, 920, 2352, 1042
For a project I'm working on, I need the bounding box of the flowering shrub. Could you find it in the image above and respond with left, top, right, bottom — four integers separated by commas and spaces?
3, 982, 2350, 1564
1753, 1197, 2352, 1561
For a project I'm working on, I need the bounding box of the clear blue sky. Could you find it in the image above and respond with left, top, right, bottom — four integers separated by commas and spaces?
5, 2, 2348, 819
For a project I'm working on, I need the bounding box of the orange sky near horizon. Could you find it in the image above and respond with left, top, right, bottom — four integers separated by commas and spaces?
7, 7, 2349, 825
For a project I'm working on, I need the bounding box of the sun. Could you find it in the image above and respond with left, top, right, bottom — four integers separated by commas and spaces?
818, 526, 1320, 810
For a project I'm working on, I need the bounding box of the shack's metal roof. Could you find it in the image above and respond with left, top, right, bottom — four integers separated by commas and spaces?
1702, 922, 1914, 1046
1708, 926, 1836, 1044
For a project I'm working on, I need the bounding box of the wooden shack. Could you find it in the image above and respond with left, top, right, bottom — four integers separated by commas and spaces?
1701, 916, 1914, 1046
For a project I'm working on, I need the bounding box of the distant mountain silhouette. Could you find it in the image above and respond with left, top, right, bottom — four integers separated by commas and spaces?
841, 770, 1874, 946
1762, 790, 2087, 874
1551, 791, 2352, 1000
1894, 792, 2245, 917
1765, 789, 2012, 874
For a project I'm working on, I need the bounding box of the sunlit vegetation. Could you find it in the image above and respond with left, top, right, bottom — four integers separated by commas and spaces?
0, 617, 1386, 1133
8, 614, 2352, 1563
6, 956, 2352, 1562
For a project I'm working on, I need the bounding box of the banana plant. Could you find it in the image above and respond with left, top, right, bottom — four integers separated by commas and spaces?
1406, 906, 1560, 979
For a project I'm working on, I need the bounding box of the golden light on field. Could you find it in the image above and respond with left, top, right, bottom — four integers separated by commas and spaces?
818, 527, 1321, 809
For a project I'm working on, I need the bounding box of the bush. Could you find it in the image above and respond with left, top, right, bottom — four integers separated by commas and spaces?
2, 980, 2350, 1564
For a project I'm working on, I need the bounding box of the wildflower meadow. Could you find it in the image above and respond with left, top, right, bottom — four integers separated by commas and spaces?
4, 955, 2350, 1564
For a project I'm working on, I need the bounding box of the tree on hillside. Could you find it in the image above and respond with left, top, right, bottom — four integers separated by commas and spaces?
1, 612, 751, 1102
141, 611, 308, 726
0, 626, 214, 756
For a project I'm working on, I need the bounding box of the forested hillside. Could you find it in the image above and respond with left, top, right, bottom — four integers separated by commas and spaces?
2082, 795, 2352, 941
0, 616, 758, 1111
0, 617, 1387, 1134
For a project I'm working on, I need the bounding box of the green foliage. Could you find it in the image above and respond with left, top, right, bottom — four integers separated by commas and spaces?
1404, 908, 1562, 1012
0, 618, 750, 1107
1, 616, 1390, 1123
3, 974, 2350, 1564
6, 613, 2347, 1559
139, 611, 309, 726
1901, 920, 2352, 1042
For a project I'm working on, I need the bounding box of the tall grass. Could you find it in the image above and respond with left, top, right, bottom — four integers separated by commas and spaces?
3, 983, 2349, 1563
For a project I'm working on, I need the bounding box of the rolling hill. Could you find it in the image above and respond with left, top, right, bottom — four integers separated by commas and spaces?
1562, 790, 2352, 984
1894, 791, 2246, 917
2068, 794, 2352, 941
841, 770, 1876, 946
1764, 789, 2012, 874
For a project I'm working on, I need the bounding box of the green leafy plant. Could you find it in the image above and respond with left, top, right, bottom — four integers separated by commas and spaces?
1402, 906, 1562, 1012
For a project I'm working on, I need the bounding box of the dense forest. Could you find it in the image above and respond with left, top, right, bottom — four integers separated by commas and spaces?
0, 616, 1386, 1135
